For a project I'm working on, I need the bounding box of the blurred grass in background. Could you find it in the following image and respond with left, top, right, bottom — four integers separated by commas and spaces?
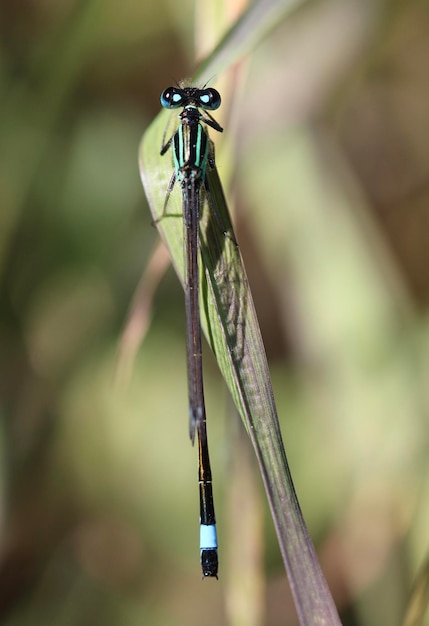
1, 0, 429, 625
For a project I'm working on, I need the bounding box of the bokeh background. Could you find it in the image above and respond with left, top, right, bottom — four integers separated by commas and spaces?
1, 0, 429, 624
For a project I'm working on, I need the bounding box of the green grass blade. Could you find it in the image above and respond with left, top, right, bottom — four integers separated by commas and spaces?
196, 0, 307, 83
139, 0, 341, 621
403, 555, 429, 626
139, 125, 341, 625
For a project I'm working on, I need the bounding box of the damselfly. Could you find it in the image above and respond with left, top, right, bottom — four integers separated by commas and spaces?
160, 85, 223, 578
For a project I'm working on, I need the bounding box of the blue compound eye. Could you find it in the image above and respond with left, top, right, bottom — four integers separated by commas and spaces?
160, 87, 184, 109
197, 88, 221, 111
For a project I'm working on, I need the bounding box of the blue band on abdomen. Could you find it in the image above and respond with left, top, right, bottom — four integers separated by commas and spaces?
200, 524, 217, 549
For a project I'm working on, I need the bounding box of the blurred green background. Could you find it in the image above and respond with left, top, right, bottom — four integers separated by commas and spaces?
1, 0, 429, 624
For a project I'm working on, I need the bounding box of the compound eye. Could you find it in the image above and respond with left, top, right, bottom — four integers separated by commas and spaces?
160, 87, 184, 109
198, 88, 221, 111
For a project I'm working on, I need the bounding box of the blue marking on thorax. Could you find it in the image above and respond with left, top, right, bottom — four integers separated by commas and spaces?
195, 124, 202, 168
